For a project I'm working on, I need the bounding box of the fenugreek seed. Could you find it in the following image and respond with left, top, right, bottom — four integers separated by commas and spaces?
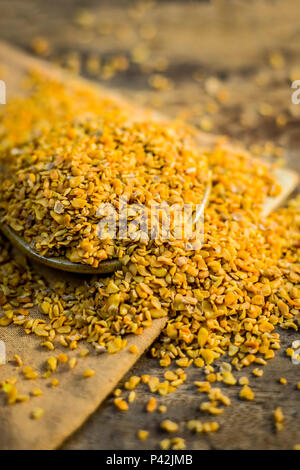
194, 358, 205, 368
69, 358, 77, 370
1, 69, 300, 438
41, 341, 55, 351
239, 385, 255, 401
124, 376, 140, 390
222, 372, 237, 386
13, 354, 23, 367
83, 369, 95, 378
160, 439, 171, 450
239, 377, 249, 386
22, 367, 38, 380
202, 422, 219, 433
146, 397, 157, 413
79, 349, 90, 358
31, 408, 45, 419
279, 377, 287, 385
198, 327, 209, 348
47, 357, 57, 372
158, 405, 167, 413
114, 398, 129, 411
128, 391, 136, 403
17, 394, 30, 403
171, 437, 186, 450
164, 371, 177, 381
273, 407, 284, 431
138, 430, 149, 440
252, 368, 263, 377
129, 345, 138, 354
58, 353, 69, 364
31, 387, 43, 397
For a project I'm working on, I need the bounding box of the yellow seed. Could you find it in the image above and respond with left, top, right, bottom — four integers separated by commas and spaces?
171, 437, 186, 450
273, 407, 284, 431
22, 366, 38, 380
161, 420, 179, 433
146, 397, 157, 413
252, 368, 263, 377
194, 357, 205, 368
79, 349, 89, 358
58, 353, 69, 363
239, 376, 249, 386
160, 438, 171, 450
31, 387, 43, 397
41, 341, 55, 351
158, 405, 167, 413
51, 378, 59, 387
6, 385, 18, 405
124, 376, 141, 390
69, 357, 77, 369
175, 357, 192, 368
129, 345, 138, 354
0, 316, 12, 326
201, 349, 215, 365
32, 408, 44, 419
114, 398, 129, 411
13, 354, 23, 367
41, 301, 51, 314
198, 327, 209, 348
164, 371, 177, 381
138, 430, 149, 440
222, 371, 237, 386
187, 420, 203, 433
83, 369, 95, 378
286, 348, 294, 357
128, 391, 136, 403
239, 385, 255, 401
16, 394, 29, 403
47, 357, 57, 372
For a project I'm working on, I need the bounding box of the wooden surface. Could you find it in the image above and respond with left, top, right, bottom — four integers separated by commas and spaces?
0, 0, 300, 450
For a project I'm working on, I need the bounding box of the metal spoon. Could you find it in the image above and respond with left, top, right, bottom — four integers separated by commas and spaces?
0, 179, 211, 274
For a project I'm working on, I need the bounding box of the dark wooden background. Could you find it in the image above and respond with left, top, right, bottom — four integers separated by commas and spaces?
0, 0, 300, 450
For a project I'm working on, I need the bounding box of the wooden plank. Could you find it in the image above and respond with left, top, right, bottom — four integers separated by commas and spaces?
0, 40, 298, 450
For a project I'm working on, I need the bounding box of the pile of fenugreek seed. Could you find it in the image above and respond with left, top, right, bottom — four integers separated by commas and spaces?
0, 75, 300, 448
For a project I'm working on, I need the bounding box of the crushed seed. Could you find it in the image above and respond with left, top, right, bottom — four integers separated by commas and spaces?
138, 430, 149, 440
114, 397, 129, 411
31, 408, 45, 419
